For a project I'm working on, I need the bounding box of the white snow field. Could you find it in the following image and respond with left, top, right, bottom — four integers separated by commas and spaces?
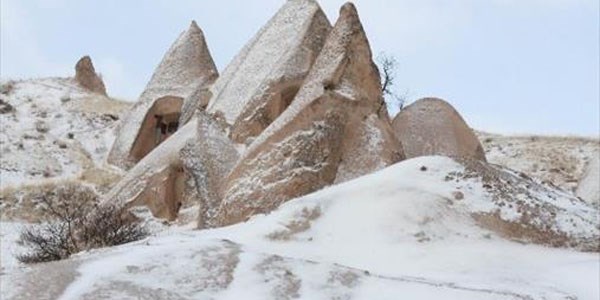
1, 156, 598, 300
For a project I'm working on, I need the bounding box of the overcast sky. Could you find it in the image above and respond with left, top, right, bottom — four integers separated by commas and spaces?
1, 0, 598, 136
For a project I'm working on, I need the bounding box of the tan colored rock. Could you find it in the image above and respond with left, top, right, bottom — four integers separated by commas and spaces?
577, 153, 599, 206
392, 98, 486, 161
75, 56, 107, 95
108, 21, 218, 169
181, 111, 239, 228
206, 0, 332, 145
216, 3, 403, 226
103, 0, 333, 221
102, 110, 239, 221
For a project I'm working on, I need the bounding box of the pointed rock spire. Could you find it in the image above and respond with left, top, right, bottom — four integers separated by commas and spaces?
215, 2, 403, 226
75, 55, 107, 96
108, 21, 218, 169
206, 0, 332, 144
103, 1, 330, 222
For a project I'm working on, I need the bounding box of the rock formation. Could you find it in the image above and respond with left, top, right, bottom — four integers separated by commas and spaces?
577, 153, 599, 206
215, 3, 404, 226
75, 56, 107, 95
108, 21, 218, 169
181, 112, 239, 228
103, 0, 331, 218
103, 111, 239, 221
206, 0, 332, 145
392, 98, 486, 161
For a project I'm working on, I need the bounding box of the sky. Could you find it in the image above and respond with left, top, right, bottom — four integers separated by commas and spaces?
1, 0, 599, 136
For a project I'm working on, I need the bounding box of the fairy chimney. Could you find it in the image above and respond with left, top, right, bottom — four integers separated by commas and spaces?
108, 21, 218, 169
75, 56, 107, 96
215, 2, 403, 226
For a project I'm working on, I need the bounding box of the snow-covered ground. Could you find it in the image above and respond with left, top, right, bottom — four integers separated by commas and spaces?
0, 78, 131, 221
1, 78, 599, 299
478, 131, 599, 195
0, 78, 129, 190
2, 156, 598, 299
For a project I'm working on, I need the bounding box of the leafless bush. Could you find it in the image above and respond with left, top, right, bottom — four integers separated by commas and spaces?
17, 184, 148, 264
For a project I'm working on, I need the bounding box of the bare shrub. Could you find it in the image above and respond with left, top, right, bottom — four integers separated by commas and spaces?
376, 52, 407, 111
0, 99, 15, 114
16, 184, 148, 264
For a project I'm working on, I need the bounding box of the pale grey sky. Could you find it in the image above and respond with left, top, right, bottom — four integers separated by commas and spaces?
1, 0, 598, 136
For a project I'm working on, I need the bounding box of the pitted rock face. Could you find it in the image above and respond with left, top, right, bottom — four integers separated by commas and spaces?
392, 98, 486, 161
215, 2, 403, 226
577, 153, 600, 206
206, 0, 332, 145
108, 21, 218, 169
103, 1, 331, 221
75, 56, 107, 96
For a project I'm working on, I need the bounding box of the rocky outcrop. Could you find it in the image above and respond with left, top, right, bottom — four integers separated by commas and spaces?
75, 56, 107, 96
577, 153, 600, 206
103, 0, 333, 221
392, 98, 486, 161
458, 158, 599, 252
102, 110, 239, 221
215, 3, 403, 226
206, 0, 332, 145
181, 111, 239, 228
108, 21, 218, 169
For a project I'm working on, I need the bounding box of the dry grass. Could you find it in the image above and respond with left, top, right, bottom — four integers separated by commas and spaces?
66, 94, 131, 116
78, 166, 123, 193
0, 180, 94, 222
266, 206, 321, 241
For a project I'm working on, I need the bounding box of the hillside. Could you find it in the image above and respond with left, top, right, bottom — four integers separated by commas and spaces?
478, 131, 599, 196
0, 78, 130, 220
1, 156, 598, 299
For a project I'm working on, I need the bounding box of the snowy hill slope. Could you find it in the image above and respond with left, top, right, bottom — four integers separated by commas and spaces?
0, 78, 131, 219
478, 131, 599, 195
2, 156, 598, 299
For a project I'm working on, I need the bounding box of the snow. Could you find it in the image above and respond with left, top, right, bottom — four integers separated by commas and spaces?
577, 152, 600, 205
206, 0, 328, 126
2, 156, 598, 299
0, 78, 129, 190
479, 131, 599, 195
108, 21, 218, 168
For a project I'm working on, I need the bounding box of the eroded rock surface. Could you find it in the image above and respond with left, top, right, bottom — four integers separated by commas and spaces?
206, 0, 332, 145
75, 56, 107, 96
108, 21, 218, 169
577, 153, 600, 206
392, 98, 486, 161
216, 3, 403, 226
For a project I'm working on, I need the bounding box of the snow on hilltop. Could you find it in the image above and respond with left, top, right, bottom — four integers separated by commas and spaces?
479, 131, 599, 197
0, 78, 130, 208
2, 156, 598, 299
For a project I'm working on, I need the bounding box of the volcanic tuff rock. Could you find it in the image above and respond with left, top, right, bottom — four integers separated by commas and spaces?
392, 97, 486, 161
103, 1, 331, 220
108, 21, 218, 169
206, 0, 332, 145
577, 153, 600, 206
215, 3, 404, 226
181, 111, 239, 228
75, 56, 107, 96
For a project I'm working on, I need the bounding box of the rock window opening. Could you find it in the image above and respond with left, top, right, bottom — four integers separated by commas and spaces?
154, 113, 180, 146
